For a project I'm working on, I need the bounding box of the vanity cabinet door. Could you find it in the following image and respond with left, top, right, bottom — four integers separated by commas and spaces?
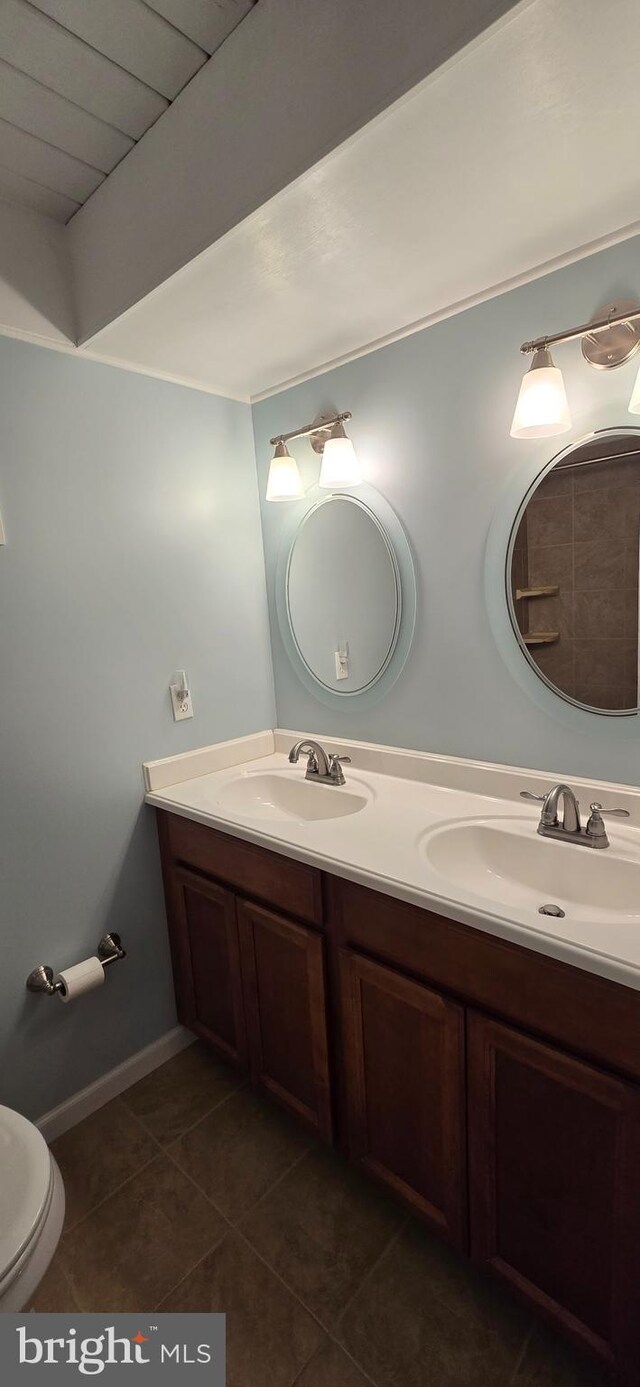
468, 1013, 640, 1377
174, 867, 248, 1069
237, 900, 333, 1141
340, 950, 467, 1248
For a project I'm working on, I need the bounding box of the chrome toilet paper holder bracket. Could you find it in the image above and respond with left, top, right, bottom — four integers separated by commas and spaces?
26, 933, 126, 995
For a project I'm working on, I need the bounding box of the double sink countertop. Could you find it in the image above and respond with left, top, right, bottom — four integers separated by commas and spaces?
144, 729, 640, 993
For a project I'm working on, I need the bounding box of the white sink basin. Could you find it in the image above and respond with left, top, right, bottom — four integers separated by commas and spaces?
420, 815, 640, 923
216, 770, 371, 825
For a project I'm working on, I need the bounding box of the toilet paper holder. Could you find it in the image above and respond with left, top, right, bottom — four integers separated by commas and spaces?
26, 933, 126, 995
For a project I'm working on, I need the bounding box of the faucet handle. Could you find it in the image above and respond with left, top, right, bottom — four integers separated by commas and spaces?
328, 753, 351, 784
520, 790, 547, 802
588, 802, 630, 818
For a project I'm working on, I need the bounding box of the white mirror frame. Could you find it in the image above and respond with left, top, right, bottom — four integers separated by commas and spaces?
275, 483, 417, 708
496, 427, 640, 721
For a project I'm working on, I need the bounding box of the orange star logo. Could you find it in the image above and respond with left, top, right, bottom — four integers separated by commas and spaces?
131, 1332, 150, 1345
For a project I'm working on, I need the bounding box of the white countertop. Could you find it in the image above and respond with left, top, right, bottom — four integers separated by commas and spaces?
144, 730, 640, 993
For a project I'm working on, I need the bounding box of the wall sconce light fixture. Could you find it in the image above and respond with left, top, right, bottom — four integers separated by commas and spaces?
510, 346, 572, 439
265, 440, 304, 501
318, 419, 362, 488
512, 300, 640, 439
266, 411, 360, 500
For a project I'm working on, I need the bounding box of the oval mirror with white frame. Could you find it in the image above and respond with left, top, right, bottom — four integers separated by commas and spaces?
277, 488, 415, 704
507, 428, 640, 715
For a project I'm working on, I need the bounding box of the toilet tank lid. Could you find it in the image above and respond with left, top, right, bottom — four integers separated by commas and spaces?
0, 1106, 52, 1278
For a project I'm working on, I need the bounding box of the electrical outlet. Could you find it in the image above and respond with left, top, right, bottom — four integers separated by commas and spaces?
335, 645, 349, 680
170, 671, 194, 721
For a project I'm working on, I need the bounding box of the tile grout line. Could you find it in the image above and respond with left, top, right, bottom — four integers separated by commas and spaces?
507, 1320, 535, 1386
53, 1066, 389, 1360
122, 1075, 249, 1149
57, 1082, 241, 1242
56, 1095, 239, 1312
164, 1105, 409, 1383
332, 1212, 411, 1335
166, 1132, 314, 1229
152, 1222, 233, 1313
153, 1134, 315, 1313
159, 1107, 400, 1383
290, 1337, 379, 1387
230, 1223, 387, 1387
231, 1205, 409, 1359
60, 1150, 161, 1240
57, 1096, 172, 1240
326, 1341, 380, 1387
233, 1140, 317, 1226
329, 1216, 534, 1387
143, 1159, 236, 1310
233, 1224, 330, 1330
289, 1342, 329, 1387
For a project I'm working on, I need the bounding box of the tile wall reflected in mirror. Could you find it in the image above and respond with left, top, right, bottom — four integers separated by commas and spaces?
510, 432, 640, 712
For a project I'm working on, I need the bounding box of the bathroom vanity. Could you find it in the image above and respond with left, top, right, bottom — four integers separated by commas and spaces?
147, 732, 640, 1384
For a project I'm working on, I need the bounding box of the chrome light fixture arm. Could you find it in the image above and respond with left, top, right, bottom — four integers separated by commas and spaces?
519, 302, 640, 358
270, 411, 352, 451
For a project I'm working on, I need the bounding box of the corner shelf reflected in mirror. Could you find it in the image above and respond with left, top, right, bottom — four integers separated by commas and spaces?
523, 632, 560, 647
515, 586, 559, 601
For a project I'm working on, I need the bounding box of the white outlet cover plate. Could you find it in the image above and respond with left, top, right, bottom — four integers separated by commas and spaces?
170, 686, 194, 721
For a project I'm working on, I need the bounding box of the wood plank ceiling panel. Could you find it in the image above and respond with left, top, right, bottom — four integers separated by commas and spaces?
0, 163, 79, 221
0, 60, 134, 172
0, 116, 103, 201
143, 0, 255, 55
28, 0, 208, 99
0, 0, 257, 224
0, 0, 167, 139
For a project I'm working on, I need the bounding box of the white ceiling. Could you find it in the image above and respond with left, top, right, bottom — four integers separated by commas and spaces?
0, 0, 254, 222
80, 0, 640, 400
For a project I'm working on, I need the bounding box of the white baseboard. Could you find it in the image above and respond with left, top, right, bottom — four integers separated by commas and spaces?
37, 1026, 195, 1144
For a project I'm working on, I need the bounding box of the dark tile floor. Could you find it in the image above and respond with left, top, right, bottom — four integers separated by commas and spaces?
34, 1042, 608, 1387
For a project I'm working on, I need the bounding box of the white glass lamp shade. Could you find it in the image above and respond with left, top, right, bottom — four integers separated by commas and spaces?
629, 362, 640, 415
318, 421, 363, 488
510, 348, 572, 439
266, 441, 304, 501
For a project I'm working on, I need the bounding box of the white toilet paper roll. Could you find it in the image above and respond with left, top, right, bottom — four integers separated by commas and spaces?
54, 956, 105, 1003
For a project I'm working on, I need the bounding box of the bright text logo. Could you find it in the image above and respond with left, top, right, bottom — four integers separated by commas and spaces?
2, 1314, 225, 1385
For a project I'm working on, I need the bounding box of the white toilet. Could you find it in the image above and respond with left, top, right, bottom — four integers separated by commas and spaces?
0, 1105, 65, 1311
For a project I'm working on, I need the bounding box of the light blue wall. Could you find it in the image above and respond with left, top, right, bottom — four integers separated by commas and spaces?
0, 338, 275, 1119
5, 232, 640, 1121
252, 232, 640, 786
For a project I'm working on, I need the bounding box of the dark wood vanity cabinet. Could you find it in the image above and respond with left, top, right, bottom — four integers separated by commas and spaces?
157, 812, 331, 1138
236, 900, 332, 1140
467, 1013, 640, 1376
340, 949, 466, 1247
173, 867, 248, 1067
156, 809, 640, 1382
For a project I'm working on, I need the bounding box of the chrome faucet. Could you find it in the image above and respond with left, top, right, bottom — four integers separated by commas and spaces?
520, 783, 629, 848
288, 739, 351, 786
